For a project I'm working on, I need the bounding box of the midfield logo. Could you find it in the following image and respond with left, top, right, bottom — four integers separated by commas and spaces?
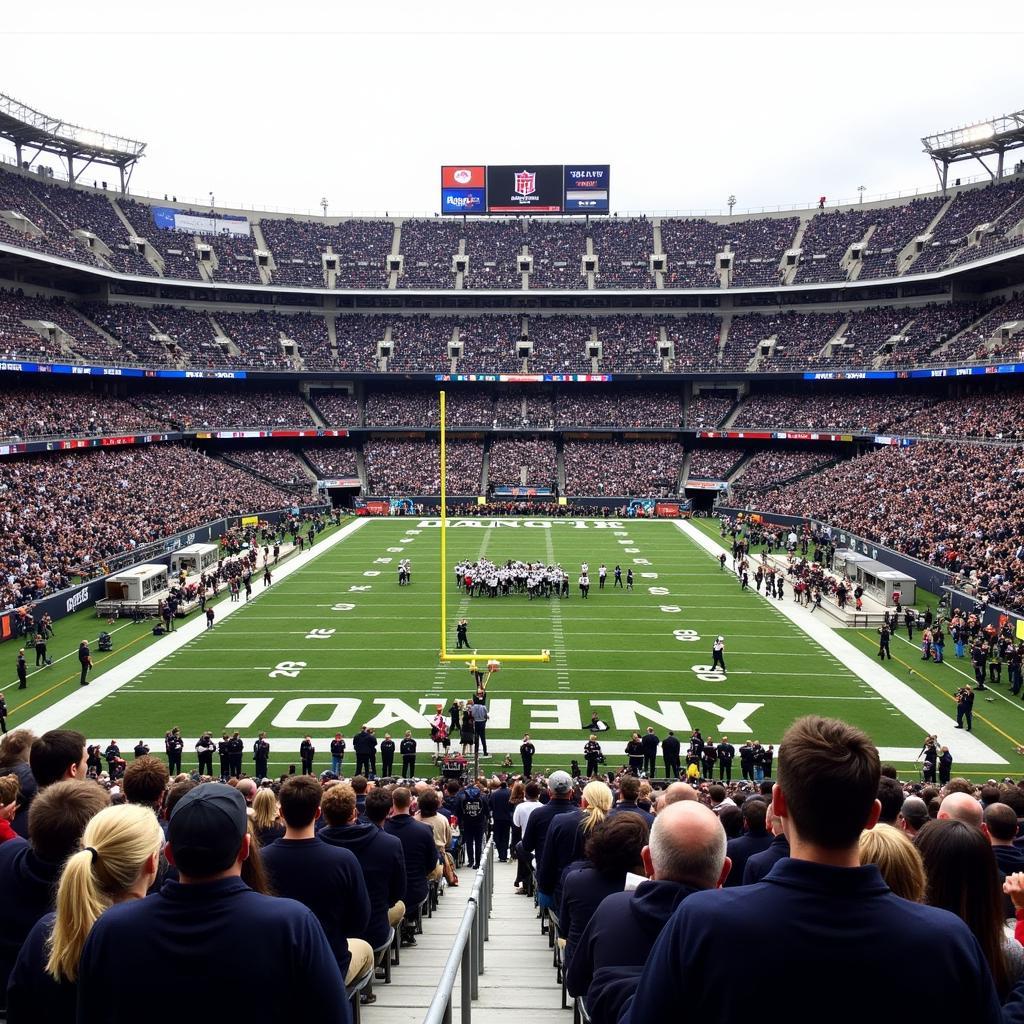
514, 170, 537, 196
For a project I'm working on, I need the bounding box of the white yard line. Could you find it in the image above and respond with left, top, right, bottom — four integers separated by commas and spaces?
674, 520, 1006, 765
19, 517, 372, 736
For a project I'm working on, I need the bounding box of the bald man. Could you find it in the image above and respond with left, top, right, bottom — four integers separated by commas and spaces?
937, 791, 983, 830
653, 781, 698, 813
564, 801, 730, 1015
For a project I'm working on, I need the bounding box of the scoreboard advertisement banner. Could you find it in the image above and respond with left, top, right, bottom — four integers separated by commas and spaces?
442, 166, 485, 188
441, 164, 610, 216
564, 165, 610, 212
486, 165, 564, 213
441, 187, 486, 214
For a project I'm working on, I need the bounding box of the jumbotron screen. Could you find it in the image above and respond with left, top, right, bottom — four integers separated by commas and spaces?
440, 164, 610, 215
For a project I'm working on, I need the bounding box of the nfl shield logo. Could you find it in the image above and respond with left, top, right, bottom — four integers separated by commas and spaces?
514, 170, 536, 197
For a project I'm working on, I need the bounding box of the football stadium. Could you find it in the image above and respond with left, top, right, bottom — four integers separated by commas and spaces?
3, 5, 1024, 1022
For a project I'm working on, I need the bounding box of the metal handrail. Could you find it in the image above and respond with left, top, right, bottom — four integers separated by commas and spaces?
422, 839, 495, 1024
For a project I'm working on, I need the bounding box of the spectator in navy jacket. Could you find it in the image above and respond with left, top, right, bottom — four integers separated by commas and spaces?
724, 798, 772, 886
521, 771, 577, 867
320, 784, 406, 949
742, 803, 790, 884
77, 782, 351, 1024
565, 800, 730, 1021
538, 780, 612, 912
383, 786, 440, 946
6, 803, 162, 1024
559, 812, 649, 971
0, 779, 109, 1013
489, 778, 513, 862
624, 716, 1002, 1023
607, 774, 655, 828
260, 776, 373, 986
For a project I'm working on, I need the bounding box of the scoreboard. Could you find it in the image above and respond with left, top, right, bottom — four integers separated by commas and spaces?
441, 164, 610, 216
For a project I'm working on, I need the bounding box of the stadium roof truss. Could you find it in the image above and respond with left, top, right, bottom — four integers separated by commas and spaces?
0, 93, 146, 193
922, 110, 1024, 190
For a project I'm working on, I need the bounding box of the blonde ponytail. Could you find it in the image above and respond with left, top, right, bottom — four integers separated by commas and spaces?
580, 780, 613, 834
47, 804, 163, 982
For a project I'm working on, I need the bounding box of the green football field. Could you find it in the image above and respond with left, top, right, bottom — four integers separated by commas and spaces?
10, 516, 1024, 779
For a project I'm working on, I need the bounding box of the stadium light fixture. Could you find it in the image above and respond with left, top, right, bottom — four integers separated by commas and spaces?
922, 109, 1024, 189
0, 91, 146, 192
320, 197, 329, 218
436, 390, 550, 666
857, 185, 866, 204
727, 194, 736, 216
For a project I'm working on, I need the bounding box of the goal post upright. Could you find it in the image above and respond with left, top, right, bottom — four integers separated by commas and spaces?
436, 389, 550, 665
440, 389, 448, 660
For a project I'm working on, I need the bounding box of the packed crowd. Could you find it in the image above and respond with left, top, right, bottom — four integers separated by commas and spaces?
687, 448, 744, 480
136, 386, 312, 429
396, 220, 460, 289
3, 166, 1022, 293
0, 387, 171, 440
732, 449, 838, 499
685, 392, 733, 429
590, 219, 655, 288
20, 176, 155, 277
222, 447, 313, 487
857, 195, 946, 280
215, 311, 334, 369
363, 439, 483, 494
6, 714, 1024, 1021
463, 220, 524, 290
5, 289, 1024, 374
334, 314, 390, 372
793, 206, 870, 284
454, 316, 524, 374
525, 221, 588, 289
911, 178, 1024, 274
725, 216, 800, 287
309, 390, 360, 426
595, 314, 665, 373
0, 445, 293, 608
562, 440, 683, 496
486, 438, 558, 488
0, 291, 118, 364
754, 441, 1024, 611
553, 388, 682, 428
527, 316, 593, 373
731, 389, 928, 433
301, 447, 359, 479
388, 316, 459, 373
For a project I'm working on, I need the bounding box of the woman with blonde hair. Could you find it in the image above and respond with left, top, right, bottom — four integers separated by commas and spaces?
858, 823, 925, 902
537, 780, 613, 911
251, 786, 285, 847
7, 804, 162, 1022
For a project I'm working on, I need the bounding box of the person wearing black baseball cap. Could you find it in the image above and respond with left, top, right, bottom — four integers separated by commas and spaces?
76, 783, 351, 1023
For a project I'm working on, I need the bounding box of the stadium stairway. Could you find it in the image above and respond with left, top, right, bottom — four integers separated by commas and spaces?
899, 195, 955, 275
371, 859, 562, 1024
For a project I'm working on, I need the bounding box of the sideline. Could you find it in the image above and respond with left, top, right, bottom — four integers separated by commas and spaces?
674, 520, 1006, 765
18, 517, 371, 737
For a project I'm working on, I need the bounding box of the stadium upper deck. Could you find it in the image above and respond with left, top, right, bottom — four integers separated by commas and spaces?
1, 162, 1023, 294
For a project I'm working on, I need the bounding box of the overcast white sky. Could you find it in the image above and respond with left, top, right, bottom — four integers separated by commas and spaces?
4, 1, 1023, 216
